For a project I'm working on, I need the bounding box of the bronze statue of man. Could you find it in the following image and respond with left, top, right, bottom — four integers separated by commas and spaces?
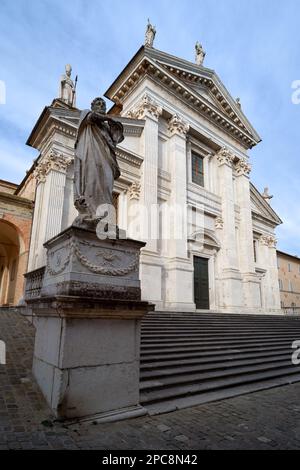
74, 97, 124, 224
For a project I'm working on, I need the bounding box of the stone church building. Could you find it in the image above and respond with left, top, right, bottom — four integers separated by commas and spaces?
4, 36, 283, 314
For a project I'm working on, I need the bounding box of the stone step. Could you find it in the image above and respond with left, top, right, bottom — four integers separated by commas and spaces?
140, 359, 295, 389
141, 349, 293, 371
140, 312, 300, 413
140, 365, 300, 404
141, 329, 300, 339
142, 316, 300, 324
145, 373, 300, 415
140, 353, 293, 379
141, 335, 299, 350
140, 344, 291, 365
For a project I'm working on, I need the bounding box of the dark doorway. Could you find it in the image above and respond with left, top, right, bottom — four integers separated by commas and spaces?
194, 256, 209, 310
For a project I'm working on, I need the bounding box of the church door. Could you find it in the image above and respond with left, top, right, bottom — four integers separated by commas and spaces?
194, 256, 210, 310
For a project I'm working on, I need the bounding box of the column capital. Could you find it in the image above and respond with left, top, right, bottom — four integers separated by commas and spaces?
215, 216, 224, 230
127, 93, 162, 120
216, 147, 235, 167
168, 113, 189, 136
259, 233, 277, 248
128, 181, 141, 201
235, 157, 252, 177
33, 151, 73, 184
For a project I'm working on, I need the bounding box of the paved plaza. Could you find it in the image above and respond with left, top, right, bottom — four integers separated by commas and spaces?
0, 308, 300, 450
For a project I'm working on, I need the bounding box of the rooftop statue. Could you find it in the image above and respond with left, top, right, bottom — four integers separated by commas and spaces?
145, 19, 156, 47
74, 97, 124, 226
59, 64, 76, 107
195, 41, 206, 66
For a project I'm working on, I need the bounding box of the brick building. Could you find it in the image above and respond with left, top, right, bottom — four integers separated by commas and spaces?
277, 250, 300, 313
0, 172, 35, 306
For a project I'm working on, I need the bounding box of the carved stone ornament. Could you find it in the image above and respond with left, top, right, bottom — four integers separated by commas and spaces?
235, 158, 252, 176
168, 113, 190, 136
46, 240, 139, 277
126, 93, 162, 120
129, 182, 141, 201
215, 216, 224, 230
216, 147, 235, 167
259, 234, 277, 248
33, 151, 73, 184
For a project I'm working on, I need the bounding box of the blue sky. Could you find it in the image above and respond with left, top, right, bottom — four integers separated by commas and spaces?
0, 0, 299, 255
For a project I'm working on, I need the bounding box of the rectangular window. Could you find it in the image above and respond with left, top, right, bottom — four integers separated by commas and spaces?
279, 279, 283, 290
289, 281, 293, 292
192, 152, 204, 187
288, 263, 292, 272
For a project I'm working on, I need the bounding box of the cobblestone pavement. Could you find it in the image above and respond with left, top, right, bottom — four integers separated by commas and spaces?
1, 308, 300, 450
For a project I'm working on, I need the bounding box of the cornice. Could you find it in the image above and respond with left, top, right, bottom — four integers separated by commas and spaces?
116, 147, 143, 168
27, 106, 79, 150
105, 51, 259, 149
0, 191, 33, 209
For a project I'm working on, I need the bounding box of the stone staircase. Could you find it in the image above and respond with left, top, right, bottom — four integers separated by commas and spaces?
140, 312, 300, 415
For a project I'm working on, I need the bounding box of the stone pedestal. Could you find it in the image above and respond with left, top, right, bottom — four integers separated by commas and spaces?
26, 226, 153, 421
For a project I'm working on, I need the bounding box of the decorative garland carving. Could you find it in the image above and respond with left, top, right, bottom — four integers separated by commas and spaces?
73, 242, 139, 276
47, 240, 139, 277
46, 246, 73, 276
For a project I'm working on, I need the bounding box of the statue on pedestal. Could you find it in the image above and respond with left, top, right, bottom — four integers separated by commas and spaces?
74, 97, 124, 226
59, 64, 76, 107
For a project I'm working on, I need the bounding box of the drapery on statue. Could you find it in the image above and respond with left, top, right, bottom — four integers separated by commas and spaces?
74, 97, 124, 225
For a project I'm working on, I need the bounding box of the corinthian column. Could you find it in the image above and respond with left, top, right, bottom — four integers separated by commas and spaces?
127, 94, 163, 305
164, 113, 195, 311
216, 147, 243, 310
30, 151, 73, 269
128, 93, 162, 252
235, 158, 261, 310
259, 234, 281, 312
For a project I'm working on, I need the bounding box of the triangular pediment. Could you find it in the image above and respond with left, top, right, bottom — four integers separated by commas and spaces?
250, 183, 282, 226
105, 46, 261, 149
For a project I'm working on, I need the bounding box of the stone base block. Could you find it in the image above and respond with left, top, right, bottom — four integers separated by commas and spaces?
32, 313, 144, 419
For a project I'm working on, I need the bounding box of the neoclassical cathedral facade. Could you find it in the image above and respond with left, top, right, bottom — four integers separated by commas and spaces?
15, 34, 283, 314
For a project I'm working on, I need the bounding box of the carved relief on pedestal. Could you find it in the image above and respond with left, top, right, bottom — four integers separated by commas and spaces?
215, 216, 224, 230
128, 182, 141, 201
33, 151, 73, 184
168, 113, 190, 136
235, 158, 252, 176
126, 93, 162, 120
216, 147, 235, 167
259, 234, 277, 248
